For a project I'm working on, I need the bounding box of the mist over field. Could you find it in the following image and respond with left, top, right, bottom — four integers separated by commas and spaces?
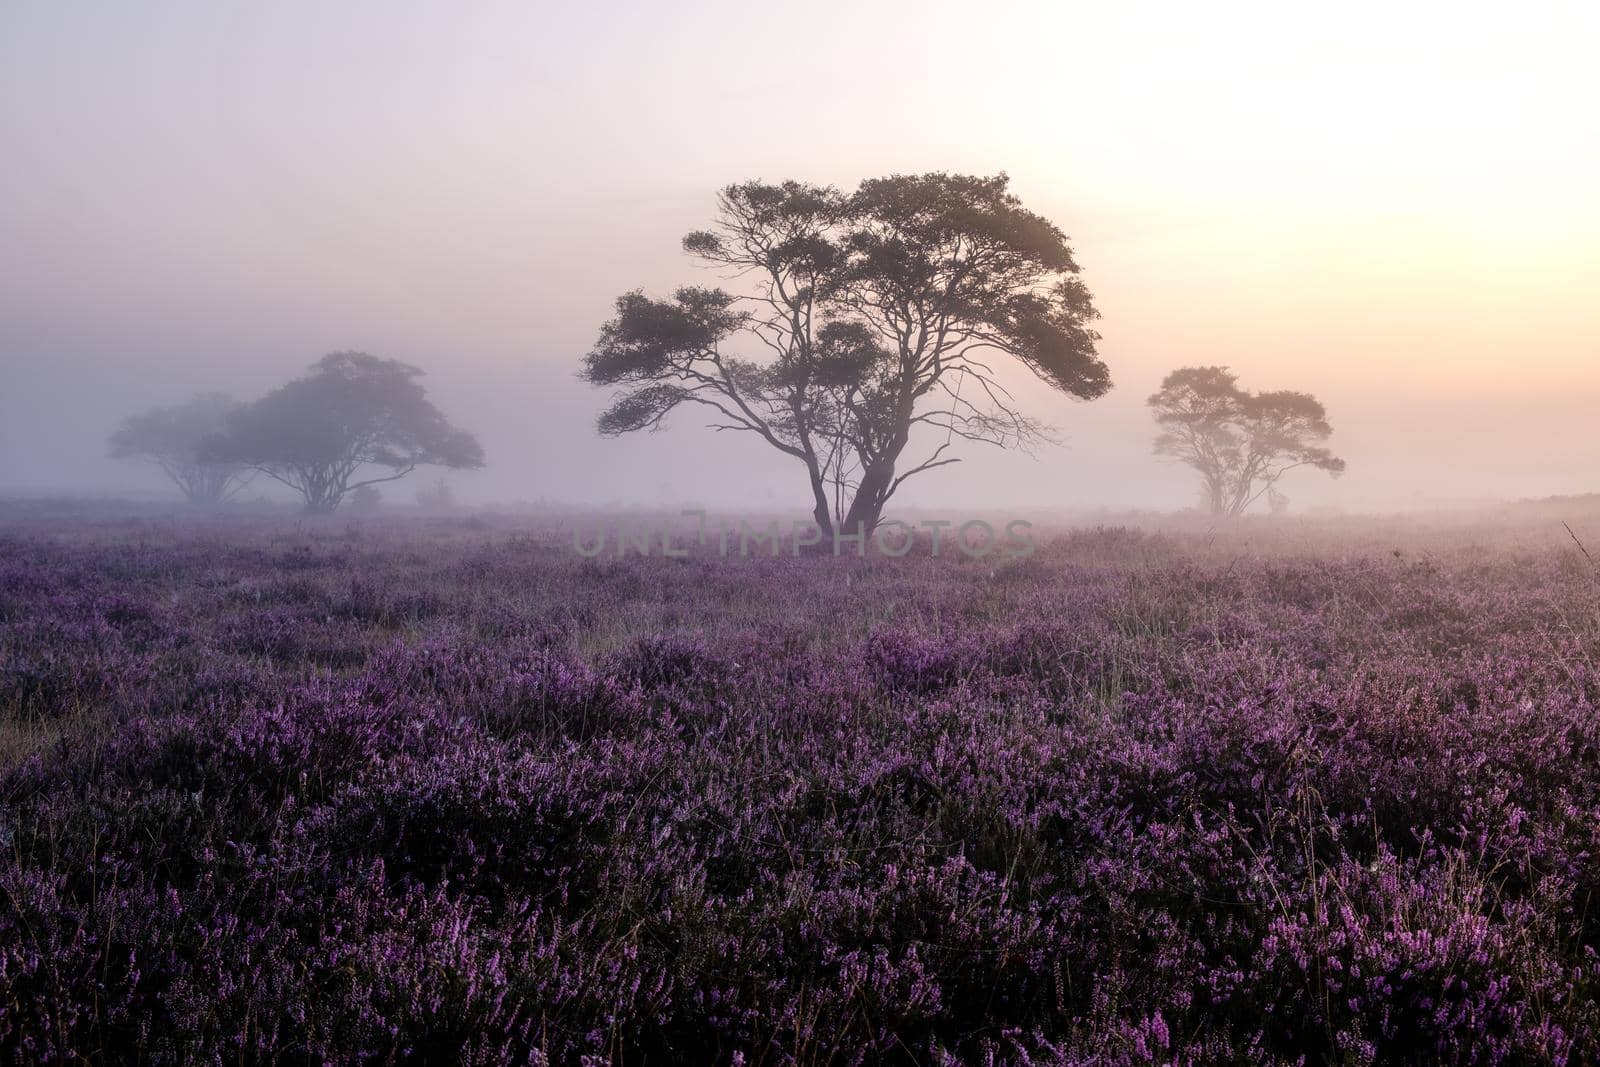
6, 2, 1600, 1064
4, 1, 1599, 514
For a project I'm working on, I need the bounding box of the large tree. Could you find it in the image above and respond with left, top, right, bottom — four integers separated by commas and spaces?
109, 392, 252, 506
207, 352, 484, 514
1148, 366, 1345, 516
582, 173, 1110, 534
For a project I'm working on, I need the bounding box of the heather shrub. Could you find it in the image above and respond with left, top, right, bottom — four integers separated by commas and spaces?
2, 515, 1598, 1063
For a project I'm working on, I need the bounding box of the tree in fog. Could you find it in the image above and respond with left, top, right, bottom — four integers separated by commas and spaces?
109, 393, 252, 506
1148, 366, 1345, 516
346, 484, 383, 514
581, 173, 1110, 534
206, 352, 483, 514
414, 478, 457, 512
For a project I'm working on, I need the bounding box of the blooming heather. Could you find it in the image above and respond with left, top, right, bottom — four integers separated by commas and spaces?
1, 514, 1598, 1063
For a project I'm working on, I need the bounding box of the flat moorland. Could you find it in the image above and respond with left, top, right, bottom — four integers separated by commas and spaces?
2, 509, 1599, 1063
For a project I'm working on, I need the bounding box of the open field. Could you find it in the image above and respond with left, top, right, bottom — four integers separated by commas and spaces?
3, 509, 1600, 1063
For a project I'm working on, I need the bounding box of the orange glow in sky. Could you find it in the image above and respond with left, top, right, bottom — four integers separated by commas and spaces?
2, 0, 1596, 508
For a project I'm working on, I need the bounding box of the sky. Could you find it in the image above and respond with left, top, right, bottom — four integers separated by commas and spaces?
2, 0, 1597, 513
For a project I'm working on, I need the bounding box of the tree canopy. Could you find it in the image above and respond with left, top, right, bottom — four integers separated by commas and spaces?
109, 392, 252, 506
1148, 366, 1345, 516
582, 173, 1109, 534
206, 352, 483, 513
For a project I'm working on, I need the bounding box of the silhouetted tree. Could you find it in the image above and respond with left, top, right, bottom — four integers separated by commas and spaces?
582, 173, 1110, 534
109, 393, 252, 506
1148, 366, 1345, 516
207, 352, 483, 514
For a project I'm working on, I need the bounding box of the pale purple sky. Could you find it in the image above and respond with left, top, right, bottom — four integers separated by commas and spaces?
3, 1, 1598, 511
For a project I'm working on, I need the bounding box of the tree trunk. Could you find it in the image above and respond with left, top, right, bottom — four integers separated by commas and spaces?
806, 465, 833, 539
303, 484, 342, 514
1203, 472, 1227, 516
842, 460, 895, 535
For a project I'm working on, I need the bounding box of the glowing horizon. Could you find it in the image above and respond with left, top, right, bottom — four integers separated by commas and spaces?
3, 0, 1597, 510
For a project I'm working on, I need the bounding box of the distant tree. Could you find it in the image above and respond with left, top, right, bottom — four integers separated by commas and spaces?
109, 393, 252, 506
1148, 366, 1345, 516
208, 352, 483, 514
581, 173, 1110, 535
414, 478, 456, 512
347, 484, 383, 514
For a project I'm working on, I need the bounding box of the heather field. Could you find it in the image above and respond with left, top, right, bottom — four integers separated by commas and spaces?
4, 510, 1600, 1065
